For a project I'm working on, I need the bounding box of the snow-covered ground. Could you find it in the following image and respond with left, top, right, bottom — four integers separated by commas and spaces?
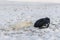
0, 2, 60, 40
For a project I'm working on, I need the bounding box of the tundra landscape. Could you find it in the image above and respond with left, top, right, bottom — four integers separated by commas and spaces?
0, 2, 60, 40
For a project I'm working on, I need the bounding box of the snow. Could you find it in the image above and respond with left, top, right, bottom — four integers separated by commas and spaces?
0, 2, 60, 40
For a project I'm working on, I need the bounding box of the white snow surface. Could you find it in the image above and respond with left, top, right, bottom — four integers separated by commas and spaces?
0, 2, 60, 40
